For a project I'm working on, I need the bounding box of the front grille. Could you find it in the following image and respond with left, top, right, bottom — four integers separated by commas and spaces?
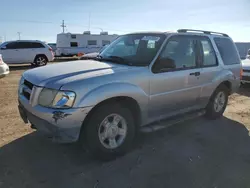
243, 69, 250, 73
23, 90, 30, 100
24, 79, 34, 90
22, 79, 34, 100
242, 76, 250, 81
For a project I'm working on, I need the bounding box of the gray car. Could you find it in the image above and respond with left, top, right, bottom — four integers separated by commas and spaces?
18, 29, 241, 159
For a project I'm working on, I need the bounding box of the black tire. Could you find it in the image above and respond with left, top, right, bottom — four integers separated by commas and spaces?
34, 55, 48, 67
205, 85, 229, 119
80, 103, 136, 160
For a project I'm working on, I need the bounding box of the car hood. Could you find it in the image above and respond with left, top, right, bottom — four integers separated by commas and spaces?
23, 60, 132, 89
83, 52, 99, 57
242, 59, 250, 69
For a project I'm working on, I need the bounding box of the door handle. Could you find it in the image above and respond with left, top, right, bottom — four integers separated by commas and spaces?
189, 72, 200, 76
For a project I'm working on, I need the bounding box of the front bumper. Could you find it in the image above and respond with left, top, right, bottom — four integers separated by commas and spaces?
241, 71, 250, 83
18, 94, 93, 143
0, 64, 9, 77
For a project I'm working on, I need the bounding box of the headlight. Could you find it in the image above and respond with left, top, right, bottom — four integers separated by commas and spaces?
38, 88, 76, 109
18, 76, 25, 94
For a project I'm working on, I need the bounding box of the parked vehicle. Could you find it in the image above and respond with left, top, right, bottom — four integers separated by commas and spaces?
0, 54, 9, 77
56, 31, 118, 57
18, 29, 241, 160
241, 58, 250, 84
0, 40, 54, 66
79, 45, 109, 60
235, 42, 250, 60
48, 43, 57, 53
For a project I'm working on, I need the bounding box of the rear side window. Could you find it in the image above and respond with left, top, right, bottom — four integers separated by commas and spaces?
214, 37, 240, 65
16, 42, 31, 49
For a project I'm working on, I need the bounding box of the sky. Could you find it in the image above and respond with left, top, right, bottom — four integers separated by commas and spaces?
1, 0, 250, 43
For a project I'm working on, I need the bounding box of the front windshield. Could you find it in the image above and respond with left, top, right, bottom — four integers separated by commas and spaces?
100, 34, 166, 66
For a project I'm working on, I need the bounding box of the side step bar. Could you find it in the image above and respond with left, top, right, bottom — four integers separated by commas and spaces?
140, 110, 206, 133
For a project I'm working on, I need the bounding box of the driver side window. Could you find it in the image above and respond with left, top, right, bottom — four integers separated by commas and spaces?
153, 35, 197, 73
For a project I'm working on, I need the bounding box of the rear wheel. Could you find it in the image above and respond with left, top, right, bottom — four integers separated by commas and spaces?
80, 103, 136, 160
205, 85, 229, 119
34, 55, 48, 67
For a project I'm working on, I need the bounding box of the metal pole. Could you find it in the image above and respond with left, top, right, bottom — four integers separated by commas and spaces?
61, 20, 66, 33
88, 13, 91, 31
17, 32, 21, 40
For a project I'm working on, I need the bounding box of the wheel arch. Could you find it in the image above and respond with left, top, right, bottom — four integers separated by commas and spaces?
79, 96, 142, 140
34, 54, 48, 62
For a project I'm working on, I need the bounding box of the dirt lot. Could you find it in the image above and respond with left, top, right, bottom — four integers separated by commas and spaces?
1, 65, 250, 188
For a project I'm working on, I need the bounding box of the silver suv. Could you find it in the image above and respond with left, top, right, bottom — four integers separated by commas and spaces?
18, 29, 242, 159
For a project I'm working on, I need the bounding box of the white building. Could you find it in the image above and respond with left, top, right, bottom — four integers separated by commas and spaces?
55, 31, 118, 56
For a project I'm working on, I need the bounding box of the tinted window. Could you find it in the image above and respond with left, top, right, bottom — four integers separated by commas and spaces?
88, 40, 97, 45
30, 42, 45, 48
159, 35, 196, 70
70, 42, 78, 47
214, 37, 240, 65
199, 38, 217, 67
5, 42, 19, 49
71, 35, 76, 39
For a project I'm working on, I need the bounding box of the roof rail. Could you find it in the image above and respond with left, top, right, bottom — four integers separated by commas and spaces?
177, 29, 229, 37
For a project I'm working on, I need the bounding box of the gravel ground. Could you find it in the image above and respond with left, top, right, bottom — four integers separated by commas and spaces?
1, 64, 250, 188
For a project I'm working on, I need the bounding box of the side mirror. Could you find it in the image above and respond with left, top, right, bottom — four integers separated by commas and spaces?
158, 57, 176, 71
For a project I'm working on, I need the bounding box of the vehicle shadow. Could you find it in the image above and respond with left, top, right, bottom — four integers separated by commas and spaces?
237, 84, 250, 97
1, 117, 250, 188
9, 65, 33, 71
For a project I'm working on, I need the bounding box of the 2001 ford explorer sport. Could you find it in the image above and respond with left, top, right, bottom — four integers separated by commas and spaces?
18, 29, 242, 159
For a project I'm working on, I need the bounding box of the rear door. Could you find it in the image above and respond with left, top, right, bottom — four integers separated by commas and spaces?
16, 42, 35, 63
149, 35, 203, 118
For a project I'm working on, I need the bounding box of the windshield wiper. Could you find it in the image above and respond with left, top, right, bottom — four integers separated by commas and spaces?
105, 56, 132, 66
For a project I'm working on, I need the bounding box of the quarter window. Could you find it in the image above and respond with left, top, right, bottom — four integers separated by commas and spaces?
159, 36, 196, 70
214, 37, 241, 65
30, 42, 45, 48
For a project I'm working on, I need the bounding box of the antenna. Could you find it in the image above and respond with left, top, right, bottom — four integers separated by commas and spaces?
94, 27, 104, 32
88, 13, 91, 31
61, 20, 66, 33
17, 32, 21, 40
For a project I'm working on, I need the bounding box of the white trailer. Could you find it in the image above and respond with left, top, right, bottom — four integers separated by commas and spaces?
55, 31, 118, 56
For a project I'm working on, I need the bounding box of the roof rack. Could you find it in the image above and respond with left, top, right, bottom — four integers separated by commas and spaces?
177, 29, 229, 37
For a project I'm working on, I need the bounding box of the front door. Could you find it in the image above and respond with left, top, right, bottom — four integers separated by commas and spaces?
149, 35, 203, 119
0, 42, 22, 64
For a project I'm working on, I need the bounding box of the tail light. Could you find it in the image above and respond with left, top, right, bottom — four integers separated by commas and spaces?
240, 68, 243, 80
49, 48, 55, 56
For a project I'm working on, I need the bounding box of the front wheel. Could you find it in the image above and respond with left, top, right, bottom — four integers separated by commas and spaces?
205, 85, 229, 119
80, 103, 136, 160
